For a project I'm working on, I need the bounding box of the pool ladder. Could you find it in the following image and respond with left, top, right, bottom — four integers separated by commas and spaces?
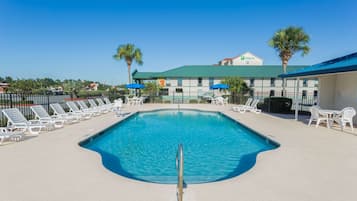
176, 144, 184, 201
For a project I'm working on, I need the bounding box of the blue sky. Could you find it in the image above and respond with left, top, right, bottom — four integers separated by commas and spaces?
1, 0, 356, 85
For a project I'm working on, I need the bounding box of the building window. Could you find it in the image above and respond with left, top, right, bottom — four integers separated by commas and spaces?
159, 88, 169, 96
249, 89, 254, 97
198, 78, 202, 87
282, 78, 287, 87
177, 78, 182, 87
166, 79, 171, 87
313, 90, 318, 97
302, 90, 307, 97
269, 90, 275, 97
209, 77, 214, 87
250, 78, 255, 87
303, 79, 308, 87
176, 88, 183, 93
270, 78, 275, 87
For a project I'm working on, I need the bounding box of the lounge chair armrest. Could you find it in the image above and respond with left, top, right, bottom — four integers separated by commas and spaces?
13, 122, 28, 127
28, 120, 42, 125
50, 115, 61, 119
317, 111, 329, 117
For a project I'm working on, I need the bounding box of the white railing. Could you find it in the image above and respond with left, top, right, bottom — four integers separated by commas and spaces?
176, 144, 184, 201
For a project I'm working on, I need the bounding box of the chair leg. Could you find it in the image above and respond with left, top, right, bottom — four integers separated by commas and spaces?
340, 121, 345, 131
316, 119, 320, 128
348, 121, 354, 131
308, 118, 313, 126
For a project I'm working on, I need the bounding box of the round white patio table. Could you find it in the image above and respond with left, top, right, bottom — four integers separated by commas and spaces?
318, 109, 341, 128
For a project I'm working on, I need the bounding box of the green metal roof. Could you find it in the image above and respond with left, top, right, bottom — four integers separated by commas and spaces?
131, 72, 157, 79
133, 65, 308, 79
280, 52, 357, 78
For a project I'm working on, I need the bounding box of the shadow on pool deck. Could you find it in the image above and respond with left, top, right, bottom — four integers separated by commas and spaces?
265, 112, 357, 136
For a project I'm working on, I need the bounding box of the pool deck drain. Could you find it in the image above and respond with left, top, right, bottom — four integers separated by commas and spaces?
0, 104, 357, 201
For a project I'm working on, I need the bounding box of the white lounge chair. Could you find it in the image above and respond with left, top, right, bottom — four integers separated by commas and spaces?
96, 98, 113, 111
88, 99, 108, 114
66, 101, 92, 119
333, 107, 356, 131
50, 103, 81, 123
308, 106, 329, 128
103, 97, 114, 107
2, 108, 46, 135
238, 99, 262, 114
0, 127, 24, 144
233, 98, 253, 112
30, 105, 65, 129
76, 100, 101, 116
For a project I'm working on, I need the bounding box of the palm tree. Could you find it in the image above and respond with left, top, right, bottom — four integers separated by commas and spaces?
113, 44, 143, 83
269, 26, 310, 96
221, 77, 250, 104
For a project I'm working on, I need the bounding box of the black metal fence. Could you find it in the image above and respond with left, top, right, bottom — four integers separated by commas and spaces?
0, 93, 71, 126
1, 92, 316, 126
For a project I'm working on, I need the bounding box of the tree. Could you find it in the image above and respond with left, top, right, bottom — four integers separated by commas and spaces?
269, 26, 310, 96
113, 44, 143, 84
222, 77, 250, 94
143, 81, 161, 96
8, 79, 38, 100
222, 77, 251, 104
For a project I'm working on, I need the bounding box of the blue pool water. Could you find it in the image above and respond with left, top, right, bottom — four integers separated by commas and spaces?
81, 110, 278, 184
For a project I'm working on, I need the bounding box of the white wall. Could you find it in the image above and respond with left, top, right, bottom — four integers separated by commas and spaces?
335, 72, 357, 124
163, 77, 317, 98
319, 75, 336, 109
231, 52, 263, 66
319, 72, 357, 124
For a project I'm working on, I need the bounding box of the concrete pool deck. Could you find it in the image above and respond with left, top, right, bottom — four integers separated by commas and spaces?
1, 104, 357, 201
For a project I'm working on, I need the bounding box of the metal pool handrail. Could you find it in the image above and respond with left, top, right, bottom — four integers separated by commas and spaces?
176, 144, 184, 201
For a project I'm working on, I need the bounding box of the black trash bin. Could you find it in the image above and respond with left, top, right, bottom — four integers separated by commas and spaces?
263, 97, 292, 113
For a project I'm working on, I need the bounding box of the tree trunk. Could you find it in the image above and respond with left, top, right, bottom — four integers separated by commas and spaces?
282, 59, 288, 97
127, 64, 131, 84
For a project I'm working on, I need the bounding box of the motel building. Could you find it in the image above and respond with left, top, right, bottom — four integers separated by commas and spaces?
132, 52, 318, 103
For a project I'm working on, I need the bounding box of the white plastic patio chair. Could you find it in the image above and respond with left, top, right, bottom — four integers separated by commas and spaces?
30, 105, 64, 129
134, 97, 144, 105
223, 97, 229, 105
308, 106, 329, 128
66, 101, 92, 119
126, 96, 135, 105
215, 97, 224, 105
333, 107, 356, 131
210, 97, 216, 104
2, 108, 45, 135
113, 99, 123, 111
0, 127, 24, 144
50, 103, 81, 123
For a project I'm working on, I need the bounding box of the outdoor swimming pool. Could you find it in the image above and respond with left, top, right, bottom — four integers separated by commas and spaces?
80, 109, 278, 184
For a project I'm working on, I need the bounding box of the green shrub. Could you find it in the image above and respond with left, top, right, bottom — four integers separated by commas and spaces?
77, 90, 103, 98
189, 99, 198, 103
